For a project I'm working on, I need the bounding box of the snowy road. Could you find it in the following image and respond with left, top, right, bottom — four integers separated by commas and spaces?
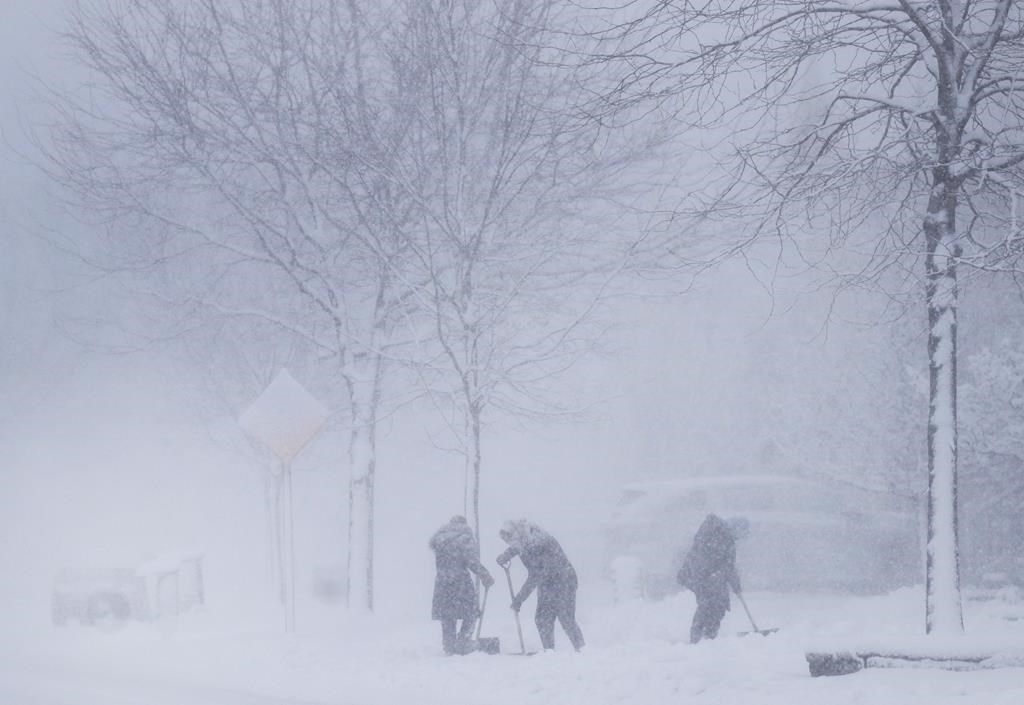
3, 588, 1024, 705
0, 661, 341, 705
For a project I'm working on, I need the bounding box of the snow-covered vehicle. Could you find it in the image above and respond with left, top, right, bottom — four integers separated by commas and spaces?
604, 474, 920, 600
51, 550, 205, 628
50, 567, 148, 628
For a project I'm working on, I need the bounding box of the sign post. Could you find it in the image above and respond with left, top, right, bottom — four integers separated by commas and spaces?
239, 369, 328, 633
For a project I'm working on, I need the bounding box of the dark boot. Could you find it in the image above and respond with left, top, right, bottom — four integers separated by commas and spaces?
704, 620, 721, 640
453, 637, 476, 654
450, 618, 478, 654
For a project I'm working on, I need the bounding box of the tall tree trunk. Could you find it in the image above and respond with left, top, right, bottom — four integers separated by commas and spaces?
924, 181, 964, 635
345, 358, 381, 613
465, 402, 483, 553
347, 437, 374, 613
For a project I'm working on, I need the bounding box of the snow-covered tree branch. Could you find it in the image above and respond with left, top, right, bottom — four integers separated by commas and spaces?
575, 0, 1024, 634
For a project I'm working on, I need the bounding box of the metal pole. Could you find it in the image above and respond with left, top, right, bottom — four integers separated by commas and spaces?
286, 462, 297, 633
274, 473, 287, 631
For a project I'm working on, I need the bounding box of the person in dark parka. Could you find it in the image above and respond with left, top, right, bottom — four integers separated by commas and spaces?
676, 513, 748, 643
496, 519, 585, 652
429, 515, 494, 655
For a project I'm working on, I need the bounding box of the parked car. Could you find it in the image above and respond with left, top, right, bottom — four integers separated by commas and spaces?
603, 474, 920, 600
51, 567, 148, 628
51, 550, 205, 628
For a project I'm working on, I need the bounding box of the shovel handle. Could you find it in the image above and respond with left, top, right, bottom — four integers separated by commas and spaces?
502, 563, 527, 654
475, 583, 489, 640
735, 590, 759, 632
502, 562, 517, 599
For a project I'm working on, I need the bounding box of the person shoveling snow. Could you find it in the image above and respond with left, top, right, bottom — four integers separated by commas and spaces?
677, 514, 775, 641
429, 515, 495, 655
497, 518, 586, 653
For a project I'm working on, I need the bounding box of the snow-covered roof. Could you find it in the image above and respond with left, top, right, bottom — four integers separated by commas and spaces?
606, 474, 858, 527
136, 549, 205, 576
618, 474, 811, 496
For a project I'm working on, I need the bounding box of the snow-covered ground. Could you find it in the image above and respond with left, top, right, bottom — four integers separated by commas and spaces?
4, 585, 1024, 705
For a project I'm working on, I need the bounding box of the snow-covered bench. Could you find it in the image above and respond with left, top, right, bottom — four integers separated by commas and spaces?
806, 638, 1024, 677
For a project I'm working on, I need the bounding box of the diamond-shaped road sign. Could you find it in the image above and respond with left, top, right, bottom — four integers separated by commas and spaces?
239, 369, 329, 463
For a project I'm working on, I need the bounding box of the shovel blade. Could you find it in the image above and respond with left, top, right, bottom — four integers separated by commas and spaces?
738, 627, 779, 637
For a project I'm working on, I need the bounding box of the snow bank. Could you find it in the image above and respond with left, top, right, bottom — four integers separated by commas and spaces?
4, 586, 1024, 705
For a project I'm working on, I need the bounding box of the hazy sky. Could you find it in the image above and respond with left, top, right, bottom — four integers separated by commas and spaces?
0, 0, 266, 633
0, 0, 61, 144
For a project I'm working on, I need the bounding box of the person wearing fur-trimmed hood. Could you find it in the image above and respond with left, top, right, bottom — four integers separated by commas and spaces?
429, 515, 494, 655
496, 519, 585, 652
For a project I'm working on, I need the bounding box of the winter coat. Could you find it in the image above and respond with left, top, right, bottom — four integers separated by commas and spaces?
676, 514, 741, 609
430, 516, 492, 620
497, 519, 578, 607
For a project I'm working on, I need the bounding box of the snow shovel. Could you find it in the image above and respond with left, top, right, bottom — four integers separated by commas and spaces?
502, 563, 533, 655
735, 591, 779, 637
473, 583, 501, 655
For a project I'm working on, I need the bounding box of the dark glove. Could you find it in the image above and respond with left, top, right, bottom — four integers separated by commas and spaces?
496, 549, 514, 567
481, 572, 495, 589
510, 595, 523, 612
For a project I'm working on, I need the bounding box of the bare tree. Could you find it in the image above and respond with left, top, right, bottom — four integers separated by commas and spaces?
579, 0, 1024, 634
38, 0, 647, 610
39, 0, 425, 612
376, 0, 655, 541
